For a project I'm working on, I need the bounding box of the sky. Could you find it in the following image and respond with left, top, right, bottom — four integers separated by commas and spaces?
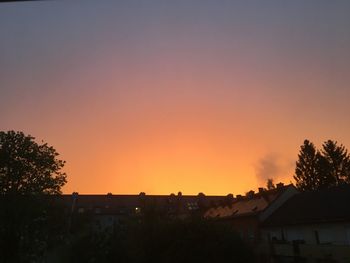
1, 1, 350, 195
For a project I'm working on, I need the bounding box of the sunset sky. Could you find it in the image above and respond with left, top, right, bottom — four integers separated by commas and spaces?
1, 1, 350, 195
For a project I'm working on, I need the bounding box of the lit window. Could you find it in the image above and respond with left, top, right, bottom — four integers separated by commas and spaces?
187, 202, 199, 210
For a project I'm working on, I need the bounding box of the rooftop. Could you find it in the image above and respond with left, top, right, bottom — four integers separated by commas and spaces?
204, 184, 293, 219
263, 184, 350, 226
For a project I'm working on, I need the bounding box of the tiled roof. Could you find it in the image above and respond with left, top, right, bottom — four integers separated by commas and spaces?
263, 184, 350, 226
204, 185, 292, 219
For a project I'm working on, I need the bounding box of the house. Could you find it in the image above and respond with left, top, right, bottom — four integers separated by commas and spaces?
261, 185, 350, 263
57, 192, 230, 232
204, 183, 299, 243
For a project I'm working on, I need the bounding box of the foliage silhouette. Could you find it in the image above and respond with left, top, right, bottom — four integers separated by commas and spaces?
0, 130, 66, 194
321, 140, 350, 185
69, 217, 254, 263
294, 139, 350, 191
0, 130, 67, 262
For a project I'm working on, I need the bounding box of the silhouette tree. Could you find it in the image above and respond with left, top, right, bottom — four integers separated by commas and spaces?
0, 130, 66, 194
0, 130, 67, 262
294, 140, 326, 191
294, 139, 350, 191
321, 140, 350, 185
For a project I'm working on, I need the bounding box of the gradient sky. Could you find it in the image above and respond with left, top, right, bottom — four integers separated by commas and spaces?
1, 1, 350, 195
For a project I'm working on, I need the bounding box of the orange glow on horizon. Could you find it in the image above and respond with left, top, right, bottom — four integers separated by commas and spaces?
1, 2, 350, 195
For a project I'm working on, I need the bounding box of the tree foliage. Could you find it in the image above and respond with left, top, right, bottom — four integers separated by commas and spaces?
294, 139, 350, 191
0, 130, 67, 194
294, 140, 322, 191
321, 140, 350, 185
70, 218, 254, 263
0, 131, 67, 262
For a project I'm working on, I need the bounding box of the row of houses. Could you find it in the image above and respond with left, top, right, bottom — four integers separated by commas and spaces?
205, 184, 350, 263
61, 184, 350, 262
59, 191, 231, 231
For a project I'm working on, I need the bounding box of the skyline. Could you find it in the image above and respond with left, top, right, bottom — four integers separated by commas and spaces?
1, 1, 350, 194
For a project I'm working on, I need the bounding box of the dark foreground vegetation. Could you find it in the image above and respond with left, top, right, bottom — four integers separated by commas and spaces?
68, 216, 254, 263
0, 197, 255, 262
0, 195, 67, 262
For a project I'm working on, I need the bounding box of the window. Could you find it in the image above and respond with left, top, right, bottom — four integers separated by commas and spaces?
269, 229, 283, 241
247, 227, 255, 240
346, 227, 350, 245
187, 202, 199, 210
286, 228, 304, 242
317, 228, 334, 244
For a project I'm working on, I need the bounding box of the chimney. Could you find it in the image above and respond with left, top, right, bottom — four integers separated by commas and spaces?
198, 192, 205, 197
236, 194, 243, 200
258, 187, 264, 193
70, 192, 79, 214
226, 194, 234, 206
246, 190, 255, 198
226, 193, 234, 199
276, 183, 284, 188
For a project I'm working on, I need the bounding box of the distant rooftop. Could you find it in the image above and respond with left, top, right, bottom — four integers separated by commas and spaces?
55, 193, 230, 216
204, 184, 293, 219
263, 184, 350, 226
